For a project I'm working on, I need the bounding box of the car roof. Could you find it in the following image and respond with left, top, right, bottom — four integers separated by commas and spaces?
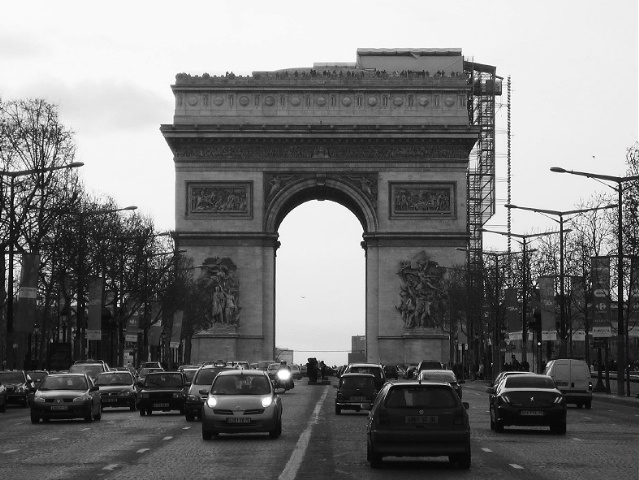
341, 373, 376, 378
348, 363, 382, 368
216, 369, 267, 376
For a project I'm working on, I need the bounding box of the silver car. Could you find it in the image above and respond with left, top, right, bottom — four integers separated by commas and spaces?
201, 370, 283, 439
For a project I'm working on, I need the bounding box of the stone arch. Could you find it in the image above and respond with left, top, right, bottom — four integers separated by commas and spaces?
264, 175, 378, 234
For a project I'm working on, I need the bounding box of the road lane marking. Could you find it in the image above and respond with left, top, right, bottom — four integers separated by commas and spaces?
2, 449, 19, 454
279, 387, 329, 480
137, 448, 150, 454
163, 436, 172, 441
81, 428, 91, 431
182, 427, 191, 430
481, 448, 493, 452
510, 464, 524, 469
102, 464, 118, 471
572, 437, 583, 441
50, 438, 60, 441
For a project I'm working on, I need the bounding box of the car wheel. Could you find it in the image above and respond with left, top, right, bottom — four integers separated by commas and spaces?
335, 405, 341, 415
0, 403, 6, 413
30, 412, 39, 424
42, 417, 50, 423
367, 442, 382, 469
146, 409, 152, 416
269, 418, 282, 439
551, 421, 566, 435
84, 409, 93, 422
139, 408, 146, 417
450, 449, 471, 469
494, 412, 504, 433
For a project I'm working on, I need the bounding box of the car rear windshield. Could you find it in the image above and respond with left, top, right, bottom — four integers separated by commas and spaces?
385, 386, 458, 408
0, 372, 25, 383
40, 376, 88, 391
95, 373, 132, 386
69, 365, 104, 377
144, 374, 183, 387
194, 368, 228, 385
211, 375, 271, 395
341, 376, 375, 389
419, 371, 456, 382
505, 376, 556, 389
348, 367, 382, 378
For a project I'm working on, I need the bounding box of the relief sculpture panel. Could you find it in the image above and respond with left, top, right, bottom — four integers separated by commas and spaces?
187, 182, 252, 217
390, 182, 454, 218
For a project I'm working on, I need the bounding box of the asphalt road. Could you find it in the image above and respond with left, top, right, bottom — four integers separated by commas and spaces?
0, 379, 637, 480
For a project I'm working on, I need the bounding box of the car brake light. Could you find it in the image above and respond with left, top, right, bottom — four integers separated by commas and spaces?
553, 396, 564, 404
498, 395, 511, 405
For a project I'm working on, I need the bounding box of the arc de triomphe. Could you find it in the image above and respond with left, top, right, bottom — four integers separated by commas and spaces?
161, 48, 484, 365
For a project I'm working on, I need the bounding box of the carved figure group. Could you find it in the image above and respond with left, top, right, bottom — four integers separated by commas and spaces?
200, 257, 240, 327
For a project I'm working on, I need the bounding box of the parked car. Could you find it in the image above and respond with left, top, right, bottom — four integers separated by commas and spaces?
543, 359, 592, 409
185, 365, 234, 421
138, 371, 187, 416
95, 371, 137, 410
343, 363, 386, 390
30, 373, 102, 423
366, 380, 471, 469
334, 373, 377, 414
69, 360, 110, 382
201, 370, 283, 439
0, 370, 35, 406
418, 369, 463, 398
487, 373, 566, 434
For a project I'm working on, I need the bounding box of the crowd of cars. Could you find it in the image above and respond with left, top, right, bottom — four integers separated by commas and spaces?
1, 356, 587, 470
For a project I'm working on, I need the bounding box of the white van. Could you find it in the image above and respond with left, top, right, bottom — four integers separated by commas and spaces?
543, 359, 593, 409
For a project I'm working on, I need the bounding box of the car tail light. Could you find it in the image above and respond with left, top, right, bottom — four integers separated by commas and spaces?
376, 409, 391, 425
498, 395, 511, 405
588, 382, 593, 392
553, 396, 564, 405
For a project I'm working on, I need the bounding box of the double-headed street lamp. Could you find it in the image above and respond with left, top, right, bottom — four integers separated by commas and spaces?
551, 166, 639, 396
2, 162, 84, 368
70, 205, 137, 361
506, 203, 617, 358
481, 228, 563, 366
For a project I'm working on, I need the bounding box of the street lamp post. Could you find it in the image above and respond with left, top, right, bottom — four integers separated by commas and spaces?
69, 205, 137, 361
506, 203, 617, 358
551, 166, 639, 396
481, 228, 563, 367
1, 162, 83, 368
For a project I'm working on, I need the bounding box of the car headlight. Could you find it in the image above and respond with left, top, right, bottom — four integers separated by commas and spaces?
16, 386, 25, 393
140, 392, 149, 398
187, 394, 200, 402
34, 397, 46, 403
172, 392, 184, 398
277, 370, 291, 381
261, 395, 274, 408
73, 395, 91, 403
206, 396, 217, 408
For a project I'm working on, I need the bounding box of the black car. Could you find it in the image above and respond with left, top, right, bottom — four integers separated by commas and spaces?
335, 373, 377, 414
382, 365, 399, 380
487, 373, 567, 434
138, 371, 187, 416
95, 371, 138, 410
0, 370, 35, 406
343, 363, 386, 390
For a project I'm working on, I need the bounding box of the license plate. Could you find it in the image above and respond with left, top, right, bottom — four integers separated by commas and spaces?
51, 406, 68, 411
405, 415, 438, 424
154, 403, 169, 408
520, 410, 544, 416
226, 417, 251, 424
349, 396, 367, 402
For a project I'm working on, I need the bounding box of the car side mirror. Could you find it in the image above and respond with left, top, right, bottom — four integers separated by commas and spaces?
462, 401, 469, 410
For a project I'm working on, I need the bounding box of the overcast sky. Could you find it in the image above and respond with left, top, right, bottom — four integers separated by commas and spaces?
2, 1, 637, 366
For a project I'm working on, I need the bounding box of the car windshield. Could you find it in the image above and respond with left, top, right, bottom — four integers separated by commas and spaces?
505, 376, 556, 389
194, 368, 228, 385
69, 365, 103, 377
95, 373, 132, 386
28, 371, 48, 381
139, 368, 162, 376
40, 376, 88, 391
385, 386, 458, 408
182, 370, 197, 382
419, 371, 456, 382
0, 372, 25, 384
341, 376, 374, 389
144, 374, 183, 387
211, 375, 271, 395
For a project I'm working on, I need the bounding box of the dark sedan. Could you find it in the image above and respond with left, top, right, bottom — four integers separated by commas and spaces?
95, 371, 137, 410
0, 370, 34, 406
30, 373, 102, 423
138, 371, 187, 416
487, 373, 566, 434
